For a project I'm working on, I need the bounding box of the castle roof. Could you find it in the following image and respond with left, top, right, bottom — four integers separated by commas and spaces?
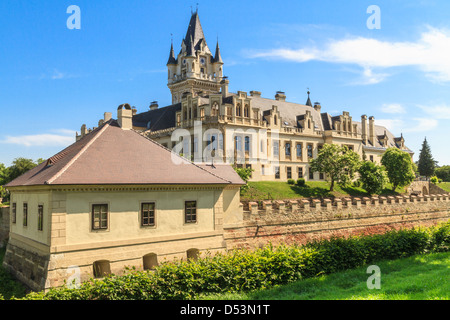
5, 119, 244, 187
183, 12, 211, 55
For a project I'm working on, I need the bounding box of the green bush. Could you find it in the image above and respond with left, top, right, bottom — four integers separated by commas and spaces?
296, 178, 305, 186
17, 222, 450, 300
430, 176, 439, 184
287, 179, 295, 185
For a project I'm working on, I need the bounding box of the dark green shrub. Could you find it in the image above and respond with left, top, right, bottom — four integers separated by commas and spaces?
296, 178, 305, 186
287, 179, 295, 185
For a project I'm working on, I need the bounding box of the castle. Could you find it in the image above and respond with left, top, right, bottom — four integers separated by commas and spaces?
76, 10, 413, 182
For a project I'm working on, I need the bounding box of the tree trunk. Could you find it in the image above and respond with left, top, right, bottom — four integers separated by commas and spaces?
330, 179, 335, 191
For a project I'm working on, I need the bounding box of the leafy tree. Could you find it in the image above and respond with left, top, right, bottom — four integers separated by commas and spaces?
233, 166, 253, 194
2, 158, 39, 185
435, 165, 450, 182
430, 176, 439, 184
357, 161, 387, 195
309, 144, 361, 191
417, 137, 437, 179
381, 148, 415, 192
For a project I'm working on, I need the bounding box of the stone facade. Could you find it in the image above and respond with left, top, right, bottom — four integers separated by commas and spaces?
225, 194, 450, 250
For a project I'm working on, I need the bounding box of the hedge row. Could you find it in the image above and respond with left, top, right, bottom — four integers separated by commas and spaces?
18, 221, 450, 300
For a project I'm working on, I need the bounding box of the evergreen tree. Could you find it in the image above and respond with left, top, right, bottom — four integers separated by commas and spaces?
417, 137, 436, 179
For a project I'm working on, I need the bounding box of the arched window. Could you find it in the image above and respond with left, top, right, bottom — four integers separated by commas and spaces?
274, 115, 277, 125
236, 103, 242, 117
245, 136, 251, 152
244, 104, 250, 117
93, 260, 111, 278
143, 253, 158, 271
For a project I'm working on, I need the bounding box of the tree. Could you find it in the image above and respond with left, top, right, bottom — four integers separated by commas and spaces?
435, 165, 450, 182
358, 161, 387, 195
417, 137, 437, 179
309, 144, 361, 191
381, 148, 415, 192
233, 166, 254, 195
2, 158, 39, 185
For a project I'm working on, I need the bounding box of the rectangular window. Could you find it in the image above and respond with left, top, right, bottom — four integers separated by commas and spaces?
298, 167, 303, 179
287, 167, 292, 179
309, 169, 314, 180
12, 203, 16, 224
285, 142, 291, 157
23, 203, 28, 227
275, 166, 280, 179
319, 172, 324, 180
38, 205, 44, 231
261, 164, 265, 176
307, 144, 313, 158
296, 143, 302, 158
370, 155, 374, 162
185, 201, 197, 223
92, 204, 108, 230
141, 202, 155, 226
244, 136, 250, 153
273, 141, 279, 156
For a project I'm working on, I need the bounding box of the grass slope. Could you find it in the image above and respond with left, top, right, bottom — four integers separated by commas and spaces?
200, 251, 450, 300
241, 181, 405, 201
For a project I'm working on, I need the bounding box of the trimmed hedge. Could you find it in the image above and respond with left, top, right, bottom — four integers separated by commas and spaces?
19, 222, 450, 300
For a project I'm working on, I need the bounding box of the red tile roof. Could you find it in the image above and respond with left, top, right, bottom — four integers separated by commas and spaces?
5, 120, 244, 187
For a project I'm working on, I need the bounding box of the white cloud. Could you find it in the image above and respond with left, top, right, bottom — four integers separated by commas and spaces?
381, 103, 406, 114
250, 26, 450, 84
375, 118, 438, 133
375, 119, 405, 132
417, 104, 450, 119
1, 131, 75, 147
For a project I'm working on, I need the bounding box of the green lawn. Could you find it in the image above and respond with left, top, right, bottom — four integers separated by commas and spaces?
199, 251, 450, 300
241, 181, 405, 201
436, 182, 450, 192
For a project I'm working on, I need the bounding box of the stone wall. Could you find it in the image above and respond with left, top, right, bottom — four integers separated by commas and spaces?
0, 207, 9, 247
224, 194, 450, 250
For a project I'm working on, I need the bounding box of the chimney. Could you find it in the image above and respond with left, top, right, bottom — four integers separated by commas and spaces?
221, 77, 229, 97
81, 124, 87, 137
104, 112, 112, 122
132, 106, 137, 115
313, 102, 321, 113
250, 90, 261, 97
275, 91, 286, 101
369, 116, 375, 145
361, 115, 368, 145
117, 104, 133, 130
150, 101, 158, 111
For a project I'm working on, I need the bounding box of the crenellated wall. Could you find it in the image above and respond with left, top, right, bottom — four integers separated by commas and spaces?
224, 194, 450, 250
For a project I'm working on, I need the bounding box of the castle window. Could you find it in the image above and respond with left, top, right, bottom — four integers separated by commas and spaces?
298, 167, 303, 179
275, 166, 280, 179
141, 202, 155, 227
274, 115, 277, 125
296, 143, 302, 158
245, 136, 250, 153
201, 67, 205, 74
285, 142, 291, 157
309, 169, 314, 180
185, 201, 197, 224
38, 205, 44, 231
23, 203, 28, 227
287, 167, 292, 179
261, 165, 265, 176
211, 102, 219, 116
236, 104, 242, 117
235, 136, 242, 152
92, 204, 108, 230
244, 104, 250, 117
370, 155, 374, 162
307, 144, 313, 158
273, 140, 279, 157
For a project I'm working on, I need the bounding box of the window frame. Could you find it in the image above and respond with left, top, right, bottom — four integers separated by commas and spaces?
23, 202, 28, 227
91, 204, 108, 231
12, 202, 16, 224
184, 201, 197, 224
141, 202, 156, 227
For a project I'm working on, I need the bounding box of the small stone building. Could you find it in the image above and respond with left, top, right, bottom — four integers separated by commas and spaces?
3, 105, 244, 291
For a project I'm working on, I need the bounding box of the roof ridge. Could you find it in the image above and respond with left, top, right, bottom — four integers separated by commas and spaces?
130, 129, 232, 184
46, 121, 111, 185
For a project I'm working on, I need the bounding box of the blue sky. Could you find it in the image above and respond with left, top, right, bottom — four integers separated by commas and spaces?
1, 0, 450, 166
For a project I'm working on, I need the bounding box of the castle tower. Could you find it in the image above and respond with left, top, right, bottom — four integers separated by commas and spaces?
167, 11, 224, 104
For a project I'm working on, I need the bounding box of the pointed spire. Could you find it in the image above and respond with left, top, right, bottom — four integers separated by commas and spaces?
184, 11, 211, 55
186, 33, 195, 57
167, 41, 177, 65
306, 90, 312, 107
213, 40, 223, 63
